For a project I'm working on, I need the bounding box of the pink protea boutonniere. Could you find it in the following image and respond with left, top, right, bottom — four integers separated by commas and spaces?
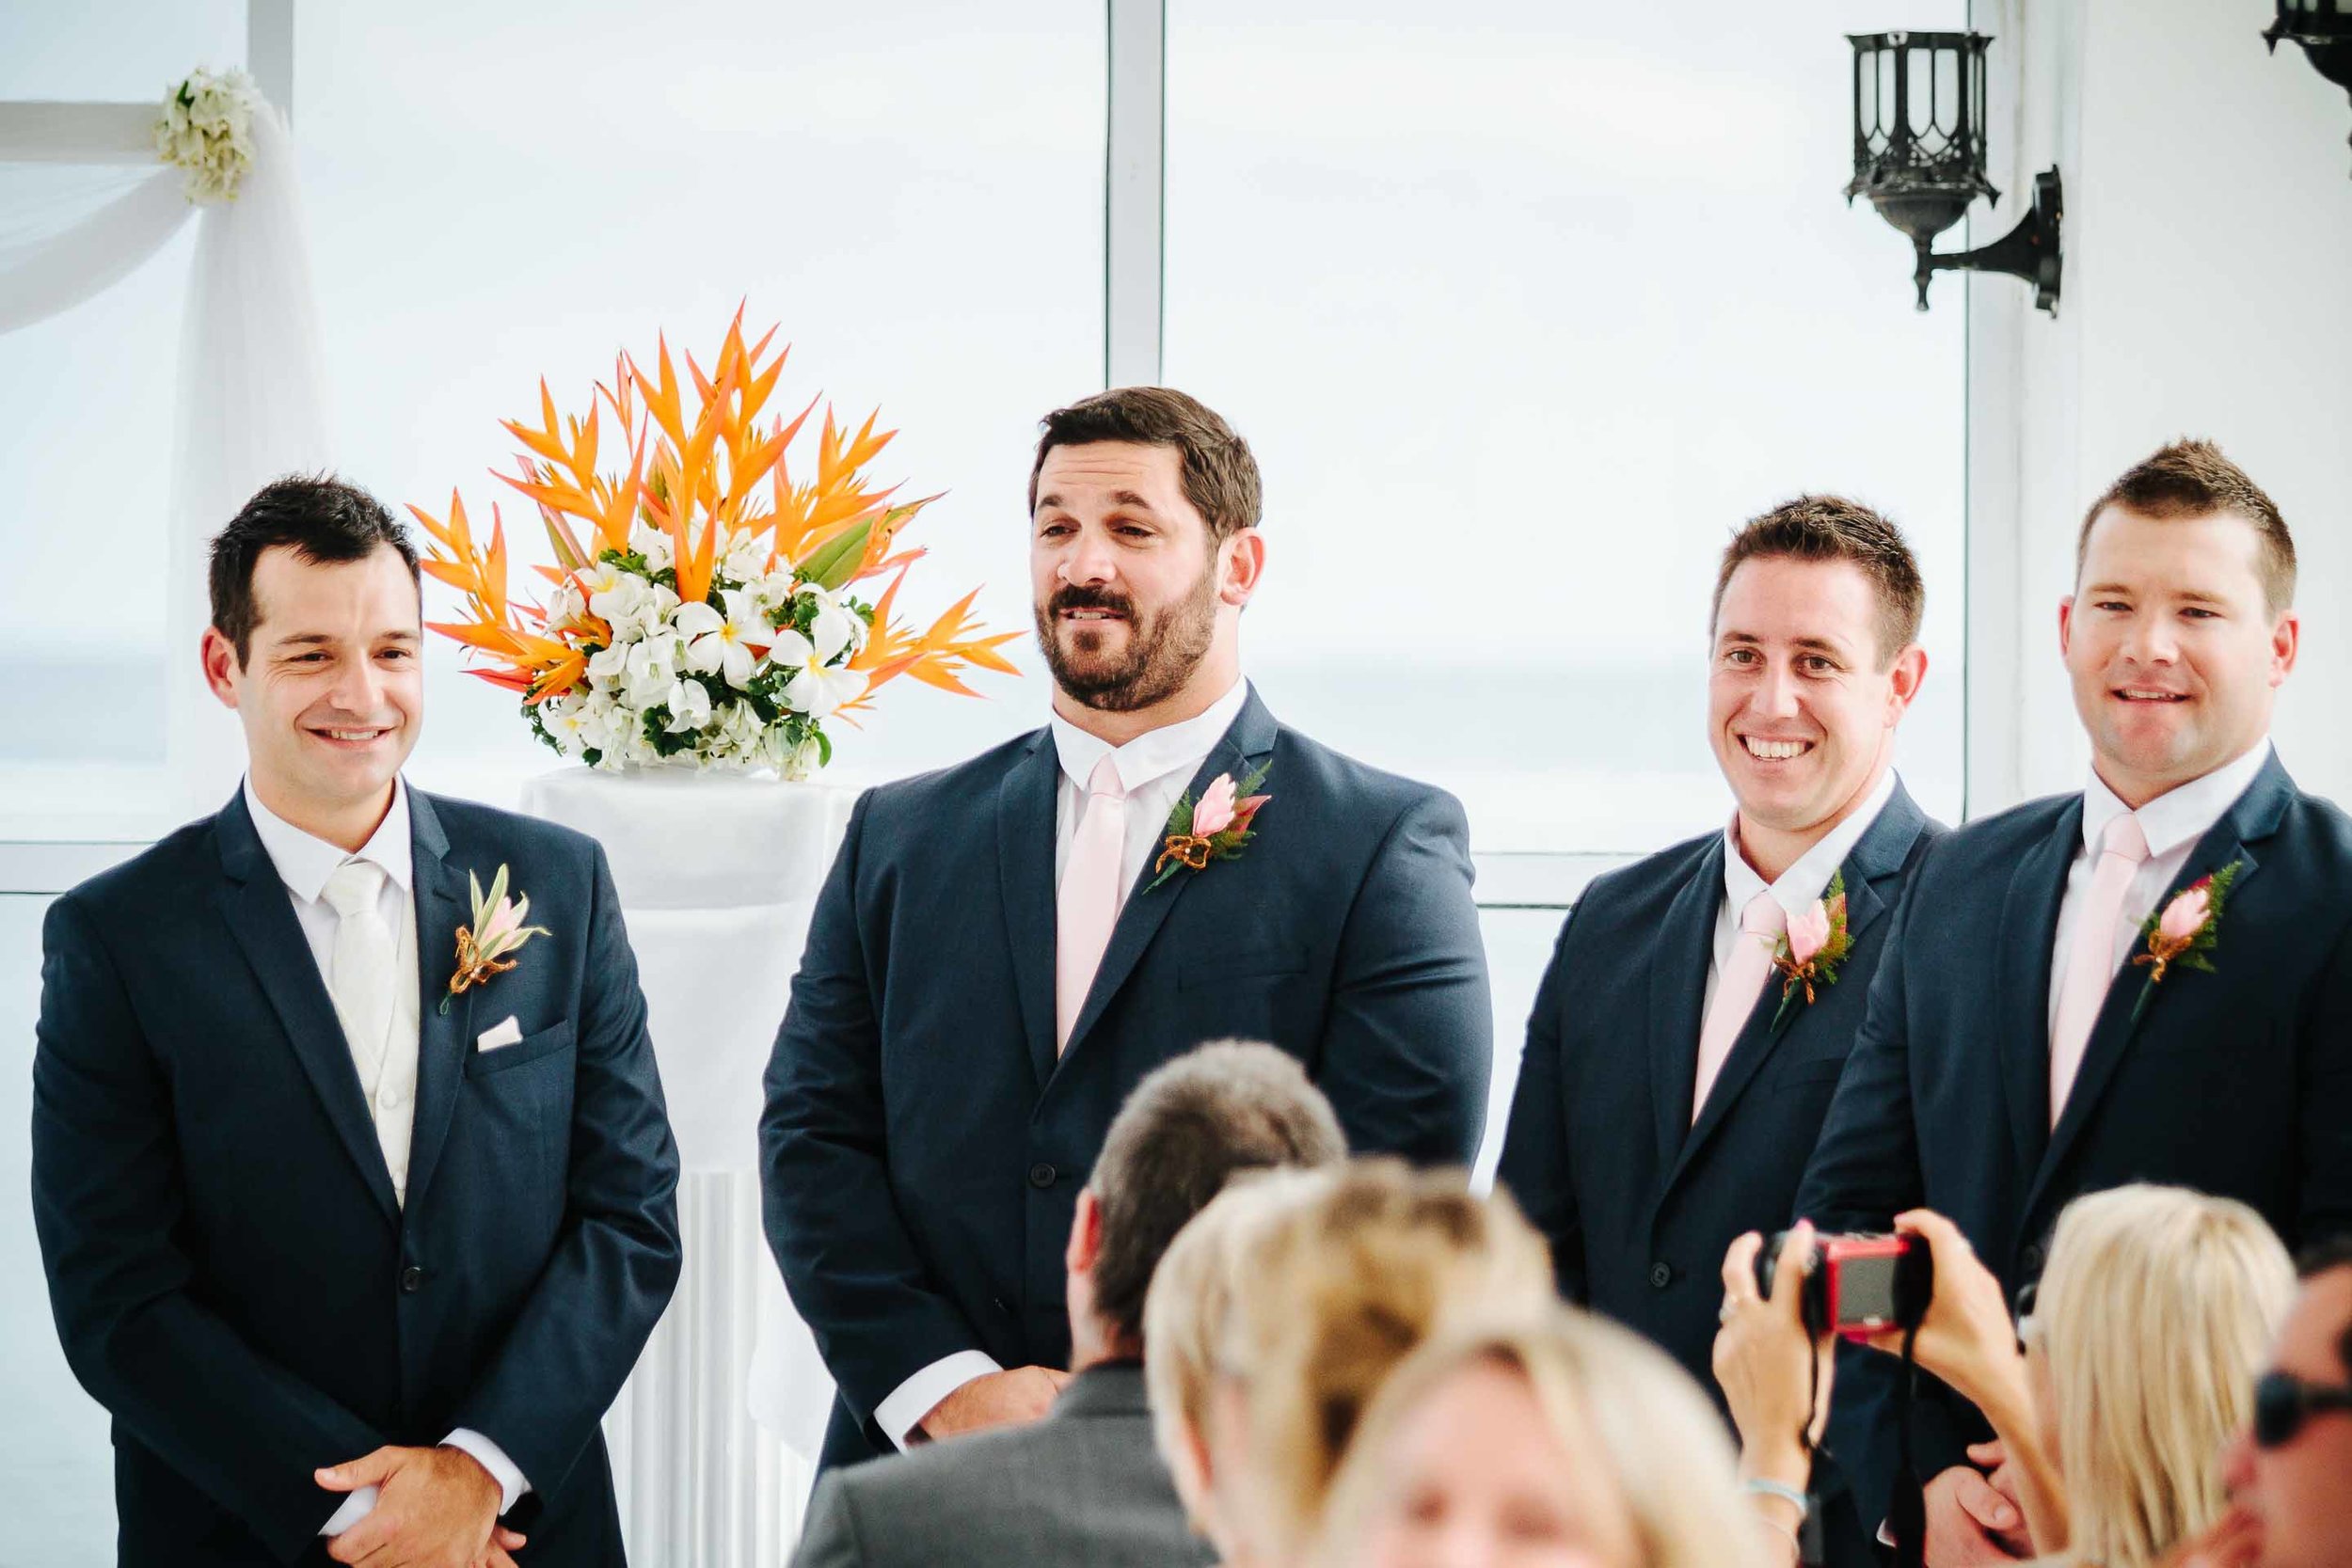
1148, 763, 1273, 892
2128, 862, 2240, 1023
1767, 871, 1853, 1032
440, 864, 551, 1015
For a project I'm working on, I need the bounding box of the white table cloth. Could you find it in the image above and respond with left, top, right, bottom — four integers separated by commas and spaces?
519, 766, 855, 1566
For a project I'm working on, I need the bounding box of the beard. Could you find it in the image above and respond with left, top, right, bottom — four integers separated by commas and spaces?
1035, 562, 1220, 714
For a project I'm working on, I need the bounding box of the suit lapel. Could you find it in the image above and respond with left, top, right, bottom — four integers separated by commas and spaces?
213, 792, 403, 1227
2026, 757, 2290, 1220
1668, 782, 1929, 1189
998, 733, 1063, 1088
402, 790, 476, 1212
1646, 840, 1722, 1171
1993, 803, 2081, 1181
1060, 689, 1281, 1067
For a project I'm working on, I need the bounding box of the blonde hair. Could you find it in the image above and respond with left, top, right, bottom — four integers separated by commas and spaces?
1312, 1307, 1772, 1568
1142, 1166, 1331, 1525
1215, 1160, 1558, 1563
2034, 1184, 2295, 1568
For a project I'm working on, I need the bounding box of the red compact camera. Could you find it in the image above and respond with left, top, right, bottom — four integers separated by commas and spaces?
1755, 1230, 1934, 1341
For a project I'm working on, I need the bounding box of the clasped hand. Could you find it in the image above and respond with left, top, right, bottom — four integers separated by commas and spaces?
318, 1445, 527, 1568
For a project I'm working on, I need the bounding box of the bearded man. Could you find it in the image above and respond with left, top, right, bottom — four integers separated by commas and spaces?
760, 387, 1491, 1468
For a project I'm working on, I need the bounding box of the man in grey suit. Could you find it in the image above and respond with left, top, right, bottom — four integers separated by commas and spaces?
789, 1040, 1346, 1568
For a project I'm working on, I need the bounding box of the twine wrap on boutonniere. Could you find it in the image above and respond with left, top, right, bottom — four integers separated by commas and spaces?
441, 864, 551, 1015
1766, 871, 1854, 1033
2127, 862, 2239, 1023
1148, 763, 1273, 892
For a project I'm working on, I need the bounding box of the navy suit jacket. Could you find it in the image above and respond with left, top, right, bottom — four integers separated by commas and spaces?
1799, 752, 2352, 1524
31, 788, 682, 1567
761, 687, 1492, 1464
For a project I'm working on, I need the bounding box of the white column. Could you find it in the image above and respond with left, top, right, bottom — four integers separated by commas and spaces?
1104, 0, 1166, 388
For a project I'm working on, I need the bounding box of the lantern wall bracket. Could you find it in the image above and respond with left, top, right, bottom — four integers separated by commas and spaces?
1912, 166, 2064, 315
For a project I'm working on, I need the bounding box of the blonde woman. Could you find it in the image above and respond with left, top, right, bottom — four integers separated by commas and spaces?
1864, 1185, 2294, 1566
1313, 1306, 1772, 1568
1144, 1168, 1332, 1562
1144, 1159, 1557, 1567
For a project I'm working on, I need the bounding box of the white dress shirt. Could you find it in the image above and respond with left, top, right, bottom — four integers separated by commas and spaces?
869, 676, 1250, 1452
2044, 739, 2273, 1038
1705, 768, 1899, 1022
240, 780, 531, 1532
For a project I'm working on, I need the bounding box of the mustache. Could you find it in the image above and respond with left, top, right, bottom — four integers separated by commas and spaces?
1045, 586, 1136, 618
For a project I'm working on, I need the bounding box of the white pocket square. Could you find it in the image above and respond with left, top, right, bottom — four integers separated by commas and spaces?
475, 1016, 524, 1053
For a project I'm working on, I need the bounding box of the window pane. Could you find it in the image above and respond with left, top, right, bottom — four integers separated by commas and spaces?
1165, 2, 1966, 852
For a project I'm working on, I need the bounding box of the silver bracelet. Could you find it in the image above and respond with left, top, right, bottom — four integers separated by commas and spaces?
1743, 1477, 1811, 1520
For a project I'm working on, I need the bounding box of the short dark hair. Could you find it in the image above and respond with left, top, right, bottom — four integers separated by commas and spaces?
1711, 495, 1925, 667
2296, 1235, 2352, 1377
1088, 1040, 1346, 1348
209, 474, 420, 663
2077, 438, 2296, 615
1028, 387, 1263, 545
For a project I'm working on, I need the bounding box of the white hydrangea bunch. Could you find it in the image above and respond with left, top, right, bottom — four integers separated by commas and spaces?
154, 68, 262, 205
529, 524, 873, 779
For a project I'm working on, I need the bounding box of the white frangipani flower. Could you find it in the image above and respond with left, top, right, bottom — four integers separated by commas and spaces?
768, 626, 868, 719
675, 591, 773, 689
665, 677, 713, 733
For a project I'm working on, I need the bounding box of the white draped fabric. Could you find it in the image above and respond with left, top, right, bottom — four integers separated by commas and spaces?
520, 767, 858, 1564
0, 94, 330, 814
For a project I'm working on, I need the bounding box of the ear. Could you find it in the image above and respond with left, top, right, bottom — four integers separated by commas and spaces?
1884, 644, 1929, 724
200, 626, 243, 709
2057, 595, 2074, 660
2270, 609, 2300, 686
1066, 1188, 1105, 1276
1218, 529, 1265, 608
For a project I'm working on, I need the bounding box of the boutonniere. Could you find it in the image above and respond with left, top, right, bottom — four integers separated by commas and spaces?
441, 864, 551, 1015
2128, 862, 2240, 1022
1767, 871, 1853, 1032
1148, 764, 1273, 892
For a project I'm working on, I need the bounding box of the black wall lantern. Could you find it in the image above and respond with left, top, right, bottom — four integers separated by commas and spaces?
1844, 30, 2061, 314
2265, 0, 2352, 172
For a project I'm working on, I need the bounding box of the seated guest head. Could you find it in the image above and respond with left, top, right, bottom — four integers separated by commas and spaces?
2062, 438, 2296, 807
1312, 1307, 1770, 1568
1147, 1168, 1335, 1559
1070, 1037, 1346, 1372
1028, 387, 1264, 728
1708, 495, 1927, 878
1199, 1161, 1557, 1566
2030, 1184, 2294, 1567
202, 475, 422, 847
2222, 1236, 2352, 1568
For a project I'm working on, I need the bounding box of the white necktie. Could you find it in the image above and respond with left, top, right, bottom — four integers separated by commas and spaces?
2049, 813, 2150, 1128
322, 859, 412, 1202
1056, 755, 1129, 1054
1693, 892, 1786, 1123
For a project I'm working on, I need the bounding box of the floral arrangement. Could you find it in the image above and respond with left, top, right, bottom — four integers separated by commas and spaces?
1767, 872, 1852, 1031
154, 68, 261, 205
414, 313, 1018, 777
1149, 767, 1273, 891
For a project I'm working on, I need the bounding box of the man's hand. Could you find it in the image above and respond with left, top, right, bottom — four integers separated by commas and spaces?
318, 1445, 526, 1568
916, 1366, 1071, 1442
1922, 1462, 2031, 1566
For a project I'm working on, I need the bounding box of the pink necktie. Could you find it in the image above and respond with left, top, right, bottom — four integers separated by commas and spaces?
2048, 813, 2150, 1127
1056, 755, 1128, 1053
1693, 893, 1786, 1123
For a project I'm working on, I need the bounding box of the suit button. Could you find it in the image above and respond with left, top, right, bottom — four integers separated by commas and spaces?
1028, 1163, 1057, 1190
1648, 1261, 1673, 1290
2019, 1243, 2045, 1278
400, 1265, 423, 1293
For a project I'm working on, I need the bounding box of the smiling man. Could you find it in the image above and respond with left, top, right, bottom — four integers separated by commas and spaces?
31, 476, 681, 1566
761, 387, 1491, 1468
1497, 495, 1939, 1567
1800, 439, 2352, 1566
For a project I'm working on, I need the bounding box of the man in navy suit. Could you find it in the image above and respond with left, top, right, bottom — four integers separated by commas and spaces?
1801, 440, 2352, 1565
32, 478, 681, 1567
1497, 496, 1940, 1565
761, 387, 1491, 1467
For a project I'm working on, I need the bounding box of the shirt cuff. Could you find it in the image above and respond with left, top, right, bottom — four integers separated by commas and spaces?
320, 1485, 377, 1536
873, 1351, 1005, 1450
442, 1429, 530, 1515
